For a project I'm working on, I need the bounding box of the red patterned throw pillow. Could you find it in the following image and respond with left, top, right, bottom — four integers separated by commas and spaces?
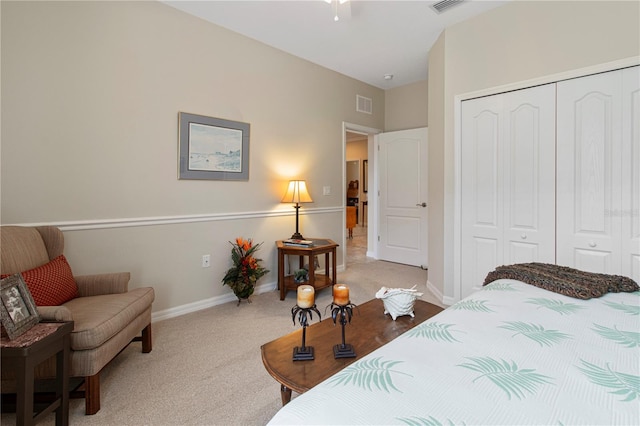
11, 255, 78, 306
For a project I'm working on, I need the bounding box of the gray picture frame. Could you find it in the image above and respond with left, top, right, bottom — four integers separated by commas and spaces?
1, 274, 40, 340
178, 112, 250, 181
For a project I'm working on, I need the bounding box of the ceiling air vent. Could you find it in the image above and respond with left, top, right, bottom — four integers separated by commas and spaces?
431, 0, 466, 14
356, 95, 372, 114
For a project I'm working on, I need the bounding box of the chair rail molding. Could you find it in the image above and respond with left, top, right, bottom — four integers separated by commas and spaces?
3, 207, 342, 232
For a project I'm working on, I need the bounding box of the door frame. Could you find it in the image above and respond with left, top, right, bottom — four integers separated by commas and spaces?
342, 122, 381, 268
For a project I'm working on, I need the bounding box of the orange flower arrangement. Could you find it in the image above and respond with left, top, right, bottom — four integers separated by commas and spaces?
222, 237, 269, 302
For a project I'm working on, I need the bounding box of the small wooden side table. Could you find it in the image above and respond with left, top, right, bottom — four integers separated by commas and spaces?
1, 321, 73, 426
276, 239, 338, 300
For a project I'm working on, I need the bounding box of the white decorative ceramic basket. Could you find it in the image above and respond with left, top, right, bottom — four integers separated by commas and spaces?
375, 286, 423, 320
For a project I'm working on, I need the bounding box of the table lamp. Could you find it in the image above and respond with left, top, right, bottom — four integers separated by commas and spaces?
281, 180, 313, 240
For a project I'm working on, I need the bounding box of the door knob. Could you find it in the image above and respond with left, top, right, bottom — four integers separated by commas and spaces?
416, 202, 427, 207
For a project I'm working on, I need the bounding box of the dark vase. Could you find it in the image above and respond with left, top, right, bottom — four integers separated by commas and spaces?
233, 283, 254, 305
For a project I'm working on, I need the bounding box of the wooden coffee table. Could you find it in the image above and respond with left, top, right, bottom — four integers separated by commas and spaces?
261, 298, 444, 405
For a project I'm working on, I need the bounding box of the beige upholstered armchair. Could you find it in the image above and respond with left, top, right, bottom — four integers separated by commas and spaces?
0, 226, 155, 415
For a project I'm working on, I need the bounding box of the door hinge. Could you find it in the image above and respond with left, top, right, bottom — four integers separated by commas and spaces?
378, 235, 380, 241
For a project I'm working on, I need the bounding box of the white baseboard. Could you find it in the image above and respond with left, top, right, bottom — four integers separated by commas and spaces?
151, 280, 278, 322
441, 296, 456, 306
151, 265, 345, 322
426, 279, 453, 307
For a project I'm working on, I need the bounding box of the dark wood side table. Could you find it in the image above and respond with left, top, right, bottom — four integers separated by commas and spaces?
261, 299, 444, 405
276, 239, 338, 301
1, 321, 73, 426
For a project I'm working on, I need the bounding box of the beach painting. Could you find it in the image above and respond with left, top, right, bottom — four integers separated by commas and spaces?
188, 123, 242, 173
179, 112, 250, 181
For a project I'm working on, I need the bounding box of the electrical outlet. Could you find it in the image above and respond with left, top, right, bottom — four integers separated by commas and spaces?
323, 186, 331, 195
202, 254, 211, 268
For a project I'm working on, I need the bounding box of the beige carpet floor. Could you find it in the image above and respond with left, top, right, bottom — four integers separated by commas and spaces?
2, 228, 443, 425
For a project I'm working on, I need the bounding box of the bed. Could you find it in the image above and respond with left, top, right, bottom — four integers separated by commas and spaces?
268, 267, 640, 425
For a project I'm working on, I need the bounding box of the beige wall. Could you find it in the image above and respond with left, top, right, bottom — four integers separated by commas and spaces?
428, 0, 640, 301
427, 31, 446, 300
384, 80, 428, 131
0, 1, 384, 316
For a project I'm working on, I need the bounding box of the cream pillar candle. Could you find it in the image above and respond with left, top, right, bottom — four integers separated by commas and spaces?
333, 284, 350, 305
297, 285, 315, 308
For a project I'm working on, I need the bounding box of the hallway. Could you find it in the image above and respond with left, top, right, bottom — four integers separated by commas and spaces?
346, 225, 372, 265
343, 224, 441, 307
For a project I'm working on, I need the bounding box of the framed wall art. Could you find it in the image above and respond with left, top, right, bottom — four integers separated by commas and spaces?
1, 274, 40, 339
178, 112, 250, 181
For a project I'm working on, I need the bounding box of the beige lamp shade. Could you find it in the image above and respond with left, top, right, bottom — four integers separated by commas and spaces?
281, 180, 313, 204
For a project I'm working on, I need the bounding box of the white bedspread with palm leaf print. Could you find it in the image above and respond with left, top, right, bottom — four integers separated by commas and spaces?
268, 280, 640, 425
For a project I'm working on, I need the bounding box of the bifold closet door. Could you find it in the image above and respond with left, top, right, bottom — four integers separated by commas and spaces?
622, 67, 640, 282
557, 66, 639, 282
460, 84, 556, 297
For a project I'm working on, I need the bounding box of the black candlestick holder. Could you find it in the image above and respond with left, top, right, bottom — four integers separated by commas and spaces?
327, 301, 358, 359
291, 304, 321, 361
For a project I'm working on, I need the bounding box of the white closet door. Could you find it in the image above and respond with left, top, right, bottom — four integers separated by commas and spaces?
622, 67, 640, 282
503, 86, 556, 265
461, 95, 503, 296
461, 84, 555, 298
557, 70, 624, 273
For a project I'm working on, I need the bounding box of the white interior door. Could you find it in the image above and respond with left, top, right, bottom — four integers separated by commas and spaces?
377, 128, 428, 267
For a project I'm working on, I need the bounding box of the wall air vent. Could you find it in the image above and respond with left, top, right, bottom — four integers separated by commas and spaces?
356, 95, 372, 114
431, 0, 466, 14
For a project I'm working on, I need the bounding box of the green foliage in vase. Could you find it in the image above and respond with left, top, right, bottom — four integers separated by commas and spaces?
221, 237, 269, 299
293, 268, 309, 283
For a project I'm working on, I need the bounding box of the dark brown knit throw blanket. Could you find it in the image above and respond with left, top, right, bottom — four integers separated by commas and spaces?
483, 263, 639, 299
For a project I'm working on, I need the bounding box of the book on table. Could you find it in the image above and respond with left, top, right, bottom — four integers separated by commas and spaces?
283, 239, 314, 247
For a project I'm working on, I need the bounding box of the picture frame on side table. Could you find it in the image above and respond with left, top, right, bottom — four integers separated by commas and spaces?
0, 274, 40, 340
178, 112, 250, 181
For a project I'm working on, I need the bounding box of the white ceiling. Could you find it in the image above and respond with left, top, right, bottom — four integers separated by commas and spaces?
163, 0, 509, 89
